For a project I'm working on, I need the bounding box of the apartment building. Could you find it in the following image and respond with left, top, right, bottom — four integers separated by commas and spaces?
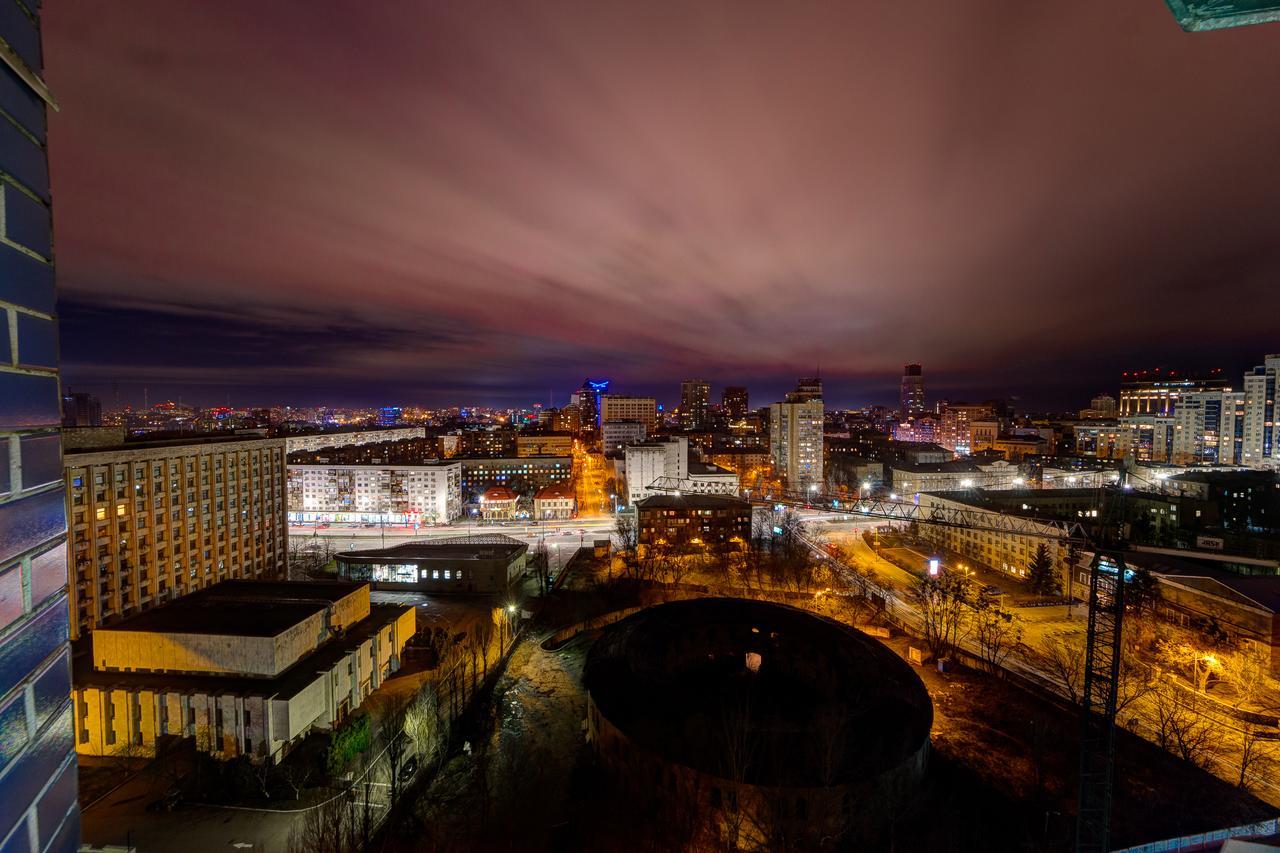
65, 435, 288, 641
283, 426, 425, 454
287, 461, 462, 525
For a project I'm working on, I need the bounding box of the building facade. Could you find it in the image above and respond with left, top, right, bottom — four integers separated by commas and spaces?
1241, 357, 1278, 468
624, 437, 689, 505
515, 432, 573, 457
459, 456, 571, 501
601, 420, 647, 454
335, 536, 528, 593
73, 581, 414, 763
770, 395, 824, 490
1119, 369, 1230, 417
287, 461, 462, 525
534, 483, 576, 520
66, 436, 288, 642
900, 364, 925, 417
282, 426, 425, 455
600, 395, 658, 432
1172, 390, 1243, 465
0, 4, 79, 844
680, 380, 711, 432
721, 386, 749, 420
635, 494, 753, 552
939, 403, 995, 455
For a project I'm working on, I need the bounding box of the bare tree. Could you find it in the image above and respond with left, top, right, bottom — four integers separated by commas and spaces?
286, 788, 359, 853
913, 572, 973, 659
280, 758, 314, 801
615, 511, 638, 552
1038, 632, 1087, 705
1237, 725, 1274, 791
973, 599, 1023, 674
1149, 684, 1218, 769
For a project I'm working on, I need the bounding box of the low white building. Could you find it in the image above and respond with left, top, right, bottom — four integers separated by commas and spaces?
73, 581, 415, 762
891, 459, 1020, 495
624, 437, 689, 505
287, 461, 462, 524
602, 420, 647, 454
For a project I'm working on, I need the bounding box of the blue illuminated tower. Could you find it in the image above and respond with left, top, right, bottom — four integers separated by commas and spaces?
580, 378, 609, 429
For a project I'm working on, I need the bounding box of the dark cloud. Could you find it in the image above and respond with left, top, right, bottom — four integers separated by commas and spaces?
44, 0, 1280, 409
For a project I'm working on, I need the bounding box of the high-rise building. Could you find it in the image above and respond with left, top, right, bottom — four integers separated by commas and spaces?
680, 379, 711, 431
900, 364, 925, 417
1241, 355, 1279, 467
62, 391, 102, 427
722, 386, 749, 420
65, 434, 289, 641
939, 403, 995, 455
0, 3, 81, 846
786, 377, 822, 404
1089, 395, 1118, 418
578, 379, 610, 431
1172, 390, 1244, 465
600, 395, 658, 431
770, 379, 825, 490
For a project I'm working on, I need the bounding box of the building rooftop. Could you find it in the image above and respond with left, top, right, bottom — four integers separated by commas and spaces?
64, 429, 281, 455
93, 580, 365, 637
336, 534, 527, 563
688, 461, 735, 476
535, 483, 575, 500
481, 486, 519, 501
635, 493, 750, 511
77, 603, 413, 699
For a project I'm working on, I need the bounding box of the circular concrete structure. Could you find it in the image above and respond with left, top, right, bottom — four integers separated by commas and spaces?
584, 598, 932, 848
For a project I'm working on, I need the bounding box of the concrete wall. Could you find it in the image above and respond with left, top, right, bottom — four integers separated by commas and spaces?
93, 611, 327, 677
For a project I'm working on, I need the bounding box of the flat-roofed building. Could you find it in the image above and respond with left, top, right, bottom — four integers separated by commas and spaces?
601, 396, 658, 432
516, 432, 574, 457
459, 456, 571, 501
72, 580, 414, 762
65, 434, 288, 641
287, 461, 462, 525
635, 494, 752, 553
283, 426, 425, 454
335, 535, 528, 594
601, 420, 647, 454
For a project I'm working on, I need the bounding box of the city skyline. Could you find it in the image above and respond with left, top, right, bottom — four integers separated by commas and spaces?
44, 1, 1280, 409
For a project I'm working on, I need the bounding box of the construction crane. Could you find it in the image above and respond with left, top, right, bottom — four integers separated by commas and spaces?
647, 477, 1129, 851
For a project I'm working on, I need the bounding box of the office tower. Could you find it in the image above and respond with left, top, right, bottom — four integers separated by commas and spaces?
900, 364, 924, 417
61, 391, 102, 427
600, 395, 658, 431
680, 379, 711, 431
64, 434, 289, 641
770, 379, 825, 490
1172, 390, 1244, 465
1118, 368, 1229, 416
722, 386, 749, 420
1241, 355, 1278, 467
0, 3, 80, 847
578, 378, 609, 430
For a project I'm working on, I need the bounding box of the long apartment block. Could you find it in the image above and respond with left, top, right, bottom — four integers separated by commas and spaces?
65, 433, 288, 641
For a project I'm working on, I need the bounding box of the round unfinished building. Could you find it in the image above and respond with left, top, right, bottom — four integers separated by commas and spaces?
583, 598, 933, 850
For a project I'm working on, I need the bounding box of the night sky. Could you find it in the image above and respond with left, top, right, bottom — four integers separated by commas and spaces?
43, 1, 1280, 411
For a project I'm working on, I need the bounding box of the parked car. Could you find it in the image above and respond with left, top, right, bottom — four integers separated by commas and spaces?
399, 756, 418, 783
